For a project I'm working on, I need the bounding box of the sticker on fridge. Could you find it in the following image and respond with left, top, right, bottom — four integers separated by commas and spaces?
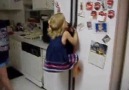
55, 1, 61, 13
102, 35, 111, 43
107, 0, 114, 9
94, 2, 101, 11
95, 23, 107, 32
87, 21, 92, 30
80, 2, 84, 10
86, 2, 93, 11
88, 40, 108, 69
77, 23, 85, 31
91, 11, 97, 19
101, 0, 107, 10
78, 12, 85, 18
97, 11, 107, 22
108, 10, 115, 19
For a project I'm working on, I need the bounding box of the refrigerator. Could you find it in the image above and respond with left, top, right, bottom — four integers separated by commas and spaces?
43, 0, 129, 90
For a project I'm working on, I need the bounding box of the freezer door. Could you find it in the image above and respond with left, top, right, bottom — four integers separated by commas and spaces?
44, 71, 69, 90
54, 0, 72, 23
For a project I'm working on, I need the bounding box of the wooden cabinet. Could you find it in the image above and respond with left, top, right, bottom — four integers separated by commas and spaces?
9, 38, 22, 71
32, 0, 54, 10
0, 0, 23, 10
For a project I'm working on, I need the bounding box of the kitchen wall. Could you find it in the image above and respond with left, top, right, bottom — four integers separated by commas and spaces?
120, 18, 129, 90
0, 10, 25, 25
0, 0, 53, 26
8, 11, 25, 24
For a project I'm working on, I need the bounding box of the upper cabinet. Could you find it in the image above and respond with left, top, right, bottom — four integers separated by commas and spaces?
46, 0, 54, 10
32, 0, 54, 10
0, 0, 23, 10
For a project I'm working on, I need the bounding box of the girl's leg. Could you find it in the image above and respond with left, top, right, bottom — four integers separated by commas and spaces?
73, 62, 81, 78
0, 67, 13, 90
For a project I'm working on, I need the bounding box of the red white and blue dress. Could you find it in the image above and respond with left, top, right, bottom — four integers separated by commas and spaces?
43, 35, 78, 72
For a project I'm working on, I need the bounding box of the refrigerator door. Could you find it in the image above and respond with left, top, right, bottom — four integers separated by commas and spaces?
74, 0, 121, 90
54, 0, 72, 23
43, 0, 72, 90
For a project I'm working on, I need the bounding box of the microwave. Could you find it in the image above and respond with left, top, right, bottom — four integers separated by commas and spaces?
41, 19, 50, 43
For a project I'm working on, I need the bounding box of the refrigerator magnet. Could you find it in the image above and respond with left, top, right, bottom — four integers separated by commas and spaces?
55, 1, 61, 13
101, 0, 107, 11
80, 2, 84, 10
102, 35, 111, 43
87, 21, 92, 30
77, 23, 85, 31
107, 0, 114, 9
95, 23, 107, 32
108, 10, 115, 19
86, 2, 93, 11
94, 2, 101, 11
91, 11, 97, 19
78, 12, 85, 18
98, 11, 107, 22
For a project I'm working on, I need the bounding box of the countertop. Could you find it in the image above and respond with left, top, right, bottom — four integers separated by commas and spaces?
9, 32, 48, 49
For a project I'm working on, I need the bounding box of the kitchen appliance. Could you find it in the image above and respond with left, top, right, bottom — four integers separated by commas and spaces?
40, 15, 50, 43
21, 42, 43, 87
43, 0, 129, 90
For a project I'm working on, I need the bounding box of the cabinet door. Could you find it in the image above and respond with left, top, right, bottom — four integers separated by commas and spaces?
9, 38, 21, 71
10, 0, 23, 10
9, 38, 15, 67
32, 0, 47, 10
46, 0, 54, 10
13, 40, 21, 71
0, 0, 10, 10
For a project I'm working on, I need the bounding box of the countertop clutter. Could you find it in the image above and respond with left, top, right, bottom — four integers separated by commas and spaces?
9, 31, 48, 49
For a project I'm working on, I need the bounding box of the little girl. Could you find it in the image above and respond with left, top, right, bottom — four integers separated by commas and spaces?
43, 13, 80, 77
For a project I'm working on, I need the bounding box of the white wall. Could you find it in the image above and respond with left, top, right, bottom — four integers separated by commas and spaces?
121, 19, 129, 90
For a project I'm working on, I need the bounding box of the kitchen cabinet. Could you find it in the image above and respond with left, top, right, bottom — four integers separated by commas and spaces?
46, 0, 54, 10
32, 0, 54, 10
0, 0, 9, 10
9, 33, 48, 87
0, 0, 23, 10
9, 38, 22, 71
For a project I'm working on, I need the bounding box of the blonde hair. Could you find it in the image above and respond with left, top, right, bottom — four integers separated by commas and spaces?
48, 13, 65, 39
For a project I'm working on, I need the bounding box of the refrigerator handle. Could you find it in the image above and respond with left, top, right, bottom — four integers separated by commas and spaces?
70, 0, 73, 25
73, 0, 78, 28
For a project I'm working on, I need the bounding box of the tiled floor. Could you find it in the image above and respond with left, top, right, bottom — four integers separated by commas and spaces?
11, 76, 45, 90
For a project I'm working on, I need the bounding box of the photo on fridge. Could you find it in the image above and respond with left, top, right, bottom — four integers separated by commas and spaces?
88, 40, 108, 69
95, 23, 107, 32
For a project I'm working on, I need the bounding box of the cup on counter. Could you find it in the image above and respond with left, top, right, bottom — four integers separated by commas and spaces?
39, 35, 43, 40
